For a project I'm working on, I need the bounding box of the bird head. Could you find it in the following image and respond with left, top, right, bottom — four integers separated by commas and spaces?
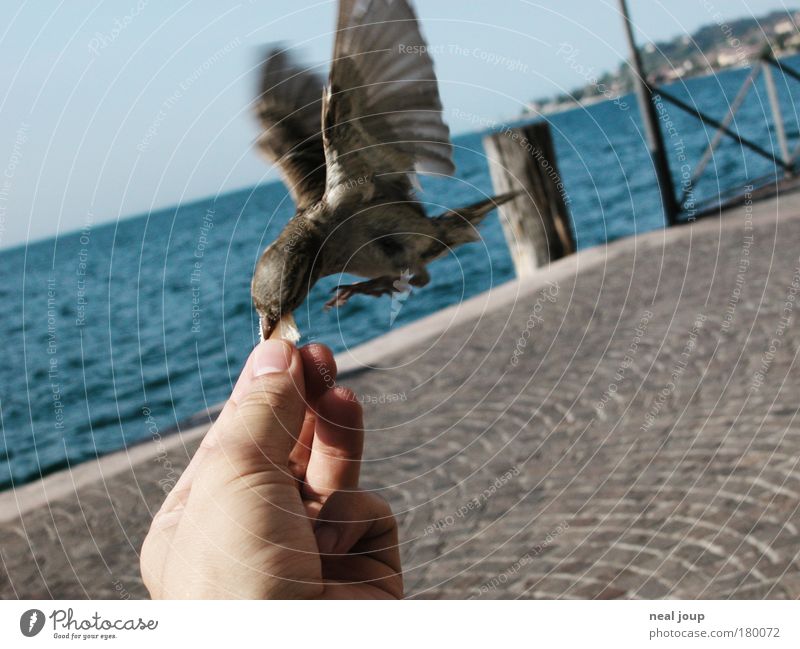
251, 225, 321, 340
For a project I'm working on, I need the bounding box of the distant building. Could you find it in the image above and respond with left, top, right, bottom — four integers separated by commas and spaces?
716, 50, 744, 67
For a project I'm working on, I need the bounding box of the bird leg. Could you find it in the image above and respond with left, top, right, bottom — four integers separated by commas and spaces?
409, 267, 430, 288
325, 274, 412, 310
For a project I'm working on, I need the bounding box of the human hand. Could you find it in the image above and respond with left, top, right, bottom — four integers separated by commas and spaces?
140, 340, 402, 599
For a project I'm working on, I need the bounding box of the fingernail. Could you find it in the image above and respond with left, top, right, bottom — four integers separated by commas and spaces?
315, 525, 339, 555
253, 340, 292, 376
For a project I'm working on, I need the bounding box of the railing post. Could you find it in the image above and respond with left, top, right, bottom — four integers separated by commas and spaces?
618, 0, 681, 226
763, 56, 793, 175
483, 122, 575, 277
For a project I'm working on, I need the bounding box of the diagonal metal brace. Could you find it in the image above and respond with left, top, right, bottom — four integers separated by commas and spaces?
655, 86, 794, 173
679, 65, 762, 206
764, 54, 800, 84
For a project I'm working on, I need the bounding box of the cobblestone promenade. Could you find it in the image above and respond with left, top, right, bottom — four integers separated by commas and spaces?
2, 194, 800, 599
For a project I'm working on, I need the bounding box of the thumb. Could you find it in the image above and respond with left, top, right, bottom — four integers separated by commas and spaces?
206, 340, 308, 481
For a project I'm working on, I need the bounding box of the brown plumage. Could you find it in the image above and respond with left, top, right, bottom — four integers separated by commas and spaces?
251, 0, 518, 340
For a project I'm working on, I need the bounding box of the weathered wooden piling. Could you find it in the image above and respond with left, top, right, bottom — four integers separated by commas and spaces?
483, 122, 575, 277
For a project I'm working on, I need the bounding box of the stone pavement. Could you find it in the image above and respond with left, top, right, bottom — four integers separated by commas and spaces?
2, 191, 800, 599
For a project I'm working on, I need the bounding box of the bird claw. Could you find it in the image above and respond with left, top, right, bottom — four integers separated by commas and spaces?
324, 285, 357, 310
324, 276, 404, 310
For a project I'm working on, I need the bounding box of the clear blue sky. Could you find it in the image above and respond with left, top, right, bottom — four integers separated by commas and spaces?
0, 0, 794, 248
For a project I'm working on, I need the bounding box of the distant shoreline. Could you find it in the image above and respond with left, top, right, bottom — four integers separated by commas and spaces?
524, 51, 800, 119
527, 8, 800, 118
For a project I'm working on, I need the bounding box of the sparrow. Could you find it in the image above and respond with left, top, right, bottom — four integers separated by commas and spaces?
251, 0, 518, 340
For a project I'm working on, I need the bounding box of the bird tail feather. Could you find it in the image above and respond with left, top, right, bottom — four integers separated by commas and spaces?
433, 190, 520, 245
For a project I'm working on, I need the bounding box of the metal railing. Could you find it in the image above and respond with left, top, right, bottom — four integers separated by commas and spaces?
619, 0, 800, 225
655, 54, 799, 215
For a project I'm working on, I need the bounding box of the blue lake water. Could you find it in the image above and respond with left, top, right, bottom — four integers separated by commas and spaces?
2, 57, 799, 488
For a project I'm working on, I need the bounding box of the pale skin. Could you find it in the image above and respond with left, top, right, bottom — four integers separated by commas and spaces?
140, 340, 402, 599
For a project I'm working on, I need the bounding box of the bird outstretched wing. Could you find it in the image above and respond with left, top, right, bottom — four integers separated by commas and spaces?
254, 48, 327, 209
322, 0, 454, 205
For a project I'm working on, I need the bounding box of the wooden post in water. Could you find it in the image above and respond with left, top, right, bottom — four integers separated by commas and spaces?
483, 122, 575, 277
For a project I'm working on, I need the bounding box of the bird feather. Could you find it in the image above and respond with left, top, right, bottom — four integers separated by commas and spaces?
322, 0, 454, 207
254, 48, 327, 209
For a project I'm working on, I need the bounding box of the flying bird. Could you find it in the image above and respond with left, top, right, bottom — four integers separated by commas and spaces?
251, 0, 517, 341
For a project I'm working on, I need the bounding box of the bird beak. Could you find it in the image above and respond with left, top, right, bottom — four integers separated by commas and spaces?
260, 315, 278, 341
